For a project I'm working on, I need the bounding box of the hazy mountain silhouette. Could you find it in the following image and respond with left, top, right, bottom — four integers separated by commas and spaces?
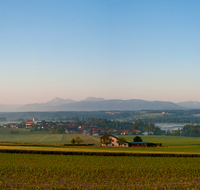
0, 104, 6, 112
16, 97, 76, 112
81, 97, 105, 102
53, 99, 184, 111
176, 101, 200, 109
45, 97, 76, 106
1, 97, 186, 112
0, 104, 21, 112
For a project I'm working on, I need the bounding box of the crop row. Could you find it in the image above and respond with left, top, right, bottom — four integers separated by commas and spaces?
0, 153, 200, 189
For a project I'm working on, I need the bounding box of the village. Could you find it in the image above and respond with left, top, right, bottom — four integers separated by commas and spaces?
1, 116, 157, 136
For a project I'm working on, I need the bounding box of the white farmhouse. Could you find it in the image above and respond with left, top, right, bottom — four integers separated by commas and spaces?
142, 131, 154, 135
100, 133, 129, 147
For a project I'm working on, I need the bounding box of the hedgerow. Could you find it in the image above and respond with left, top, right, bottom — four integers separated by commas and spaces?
0, 148, 199, 157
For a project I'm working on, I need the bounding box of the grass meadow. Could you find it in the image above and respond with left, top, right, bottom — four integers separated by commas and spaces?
0, 132, 98, 144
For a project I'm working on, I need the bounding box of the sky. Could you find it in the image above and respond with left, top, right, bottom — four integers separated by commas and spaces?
1, 0, 200, 104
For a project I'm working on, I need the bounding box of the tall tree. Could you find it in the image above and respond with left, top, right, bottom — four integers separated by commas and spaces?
101, 135, 112, 146
33, 124, 38, 131
117, 137, 127, 146
75, 137, 83, 145
89, 129, 93, 135
41, 120, 46, 127
71, 138, 75, 145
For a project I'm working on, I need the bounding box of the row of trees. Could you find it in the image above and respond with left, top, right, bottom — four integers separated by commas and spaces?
0, 117, 6, 121
162, 125, 200, 137
142, 117, 200, 124
130, 121, 162, 135
182, 125, 200, 137
85, 118, 163, 133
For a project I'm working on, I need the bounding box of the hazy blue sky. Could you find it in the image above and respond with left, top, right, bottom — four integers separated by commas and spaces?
1, 0, 200, 104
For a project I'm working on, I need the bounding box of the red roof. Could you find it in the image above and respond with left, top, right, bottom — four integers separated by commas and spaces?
121, 129, 130, 133
133, 130, 141, 132
26, 119, 33, 125
109, 128, 116, 131
26, 120, 33, 123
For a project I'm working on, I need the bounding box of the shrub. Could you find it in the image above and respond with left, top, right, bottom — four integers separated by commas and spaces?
64, 144, 94, 146
71, 138, 75, 145
133, 136, 142, 142
10, 130, 19, 134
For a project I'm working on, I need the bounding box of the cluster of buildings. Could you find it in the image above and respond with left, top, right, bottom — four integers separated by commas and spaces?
93, 128, 154, 136
2, 123, 18, 128
1, 117, 154, 136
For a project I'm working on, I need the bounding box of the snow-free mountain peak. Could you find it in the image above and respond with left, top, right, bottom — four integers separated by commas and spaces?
44, 97, 77, 106
0, 98, 188, 112
82, 97, 105, 102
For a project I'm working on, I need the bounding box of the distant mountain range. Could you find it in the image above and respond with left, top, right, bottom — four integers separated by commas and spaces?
176, 101, 200, 109
0, 104, 23, 112
1, 97, 198, 112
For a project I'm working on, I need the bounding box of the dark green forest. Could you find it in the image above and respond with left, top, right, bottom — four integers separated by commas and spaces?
1, 110, 200, 124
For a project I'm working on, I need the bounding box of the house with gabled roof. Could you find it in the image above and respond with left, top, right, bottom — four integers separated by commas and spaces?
133, 130, 141, 135
9, 123, 18, 128
100, 133, 129, 147
109, 128, 117, 133
142, 131, 154, 135
121, 129, 131, 135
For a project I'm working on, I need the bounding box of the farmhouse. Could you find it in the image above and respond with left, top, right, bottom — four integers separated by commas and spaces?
142, 131, 154, 135
133, 130, 141, 135
9, 123, 18, 128
121, 129, 131, 135
101, 133, 161, 147
100, 133, 129, 147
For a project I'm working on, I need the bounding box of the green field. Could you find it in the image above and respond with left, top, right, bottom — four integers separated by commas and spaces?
0, 131, 98, 144
0, 153, 200, 189
2, 128, 200, 147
